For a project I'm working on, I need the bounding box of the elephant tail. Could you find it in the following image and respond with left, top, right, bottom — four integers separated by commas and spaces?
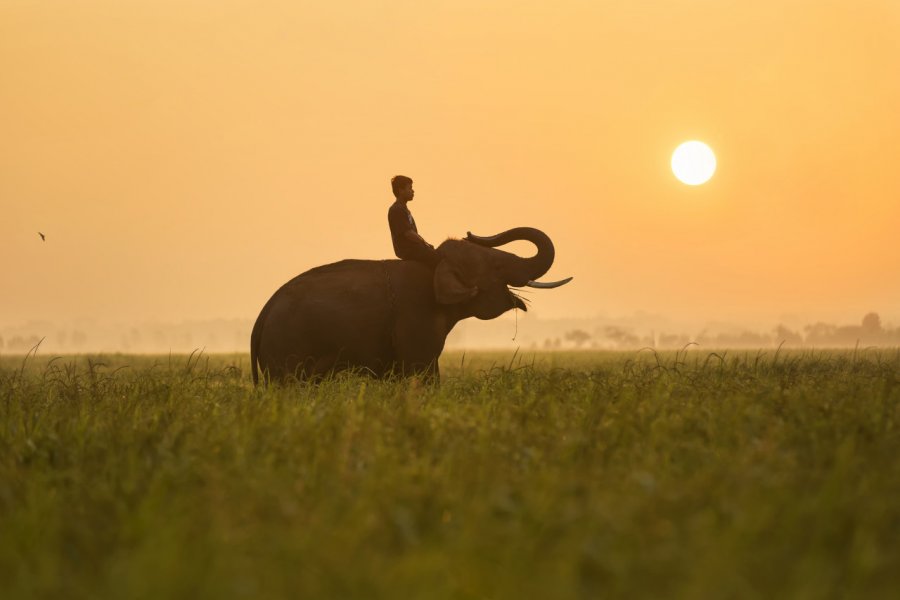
250, 301, 270, 386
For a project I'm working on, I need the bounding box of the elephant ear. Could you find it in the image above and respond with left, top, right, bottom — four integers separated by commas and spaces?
434, 260, 478, 304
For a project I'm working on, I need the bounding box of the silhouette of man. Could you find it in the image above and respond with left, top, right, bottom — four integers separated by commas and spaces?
388, 175, 441, 268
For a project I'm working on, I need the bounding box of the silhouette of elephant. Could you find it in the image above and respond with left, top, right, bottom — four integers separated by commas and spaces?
250, 227, 572, 383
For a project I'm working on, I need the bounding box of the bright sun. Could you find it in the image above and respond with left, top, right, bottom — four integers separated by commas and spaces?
671, 141, 716, 185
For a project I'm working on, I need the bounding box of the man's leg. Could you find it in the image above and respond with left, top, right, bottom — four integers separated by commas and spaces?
405, 244, 442, 268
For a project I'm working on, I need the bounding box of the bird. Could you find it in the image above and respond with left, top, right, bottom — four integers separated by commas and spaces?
38, 232, 46, 241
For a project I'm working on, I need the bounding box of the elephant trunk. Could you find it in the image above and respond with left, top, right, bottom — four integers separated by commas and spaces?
466, 227, 555, 286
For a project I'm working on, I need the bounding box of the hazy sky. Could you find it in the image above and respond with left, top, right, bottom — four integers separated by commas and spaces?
3, 0, 899, 329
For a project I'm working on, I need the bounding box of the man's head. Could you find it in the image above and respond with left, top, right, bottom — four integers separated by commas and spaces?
391, 175, 414, 202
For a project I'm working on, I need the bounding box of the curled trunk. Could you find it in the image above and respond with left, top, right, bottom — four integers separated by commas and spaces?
466, 227, 555, 286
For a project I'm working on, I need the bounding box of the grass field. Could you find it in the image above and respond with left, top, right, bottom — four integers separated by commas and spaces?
2, 348, 899, 599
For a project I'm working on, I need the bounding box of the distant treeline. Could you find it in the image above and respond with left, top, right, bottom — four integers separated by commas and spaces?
557, 312, 898, 350
0, 319, 249, 354
1, 313, 898, 354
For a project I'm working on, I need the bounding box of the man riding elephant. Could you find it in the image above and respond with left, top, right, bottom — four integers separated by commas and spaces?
248, 174, 573, 383
387, 175, 442, 268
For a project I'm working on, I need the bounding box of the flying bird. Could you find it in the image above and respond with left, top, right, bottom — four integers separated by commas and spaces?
38, 232, 45, 241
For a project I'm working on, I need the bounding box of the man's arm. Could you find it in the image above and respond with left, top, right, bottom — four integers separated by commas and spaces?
404, 230, 434, 249
389, 204, 434, 250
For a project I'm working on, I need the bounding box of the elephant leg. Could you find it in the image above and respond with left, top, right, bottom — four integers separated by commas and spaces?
424, 361, 440, 385
393, 316, 443, 382
396, 358, 439, 384
274, 354, 319, 382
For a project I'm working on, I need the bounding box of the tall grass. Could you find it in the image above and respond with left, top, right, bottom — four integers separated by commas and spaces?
2, 349, 899, 599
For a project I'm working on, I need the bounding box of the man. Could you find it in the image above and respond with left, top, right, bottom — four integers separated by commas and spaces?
387, 175, 441, 267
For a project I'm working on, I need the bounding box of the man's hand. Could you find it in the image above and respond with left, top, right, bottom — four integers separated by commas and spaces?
404, 230, 433, 249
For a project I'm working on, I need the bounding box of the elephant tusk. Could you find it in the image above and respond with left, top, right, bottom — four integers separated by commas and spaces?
524, 277, 573, 289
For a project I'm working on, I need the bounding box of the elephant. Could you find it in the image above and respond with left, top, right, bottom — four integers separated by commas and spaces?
250, 227, 572, 384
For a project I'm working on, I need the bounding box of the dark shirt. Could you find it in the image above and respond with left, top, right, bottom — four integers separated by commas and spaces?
388, 200, 420, 259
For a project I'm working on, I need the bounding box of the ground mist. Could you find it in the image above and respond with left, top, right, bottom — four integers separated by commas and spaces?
2, 349, 899, 599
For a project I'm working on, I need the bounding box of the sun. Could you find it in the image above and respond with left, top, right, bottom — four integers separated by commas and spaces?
671, 141, 716, 185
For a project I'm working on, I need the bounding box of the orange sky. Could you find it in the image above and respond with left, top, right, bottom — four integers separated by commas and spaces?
3, 1, 899, 331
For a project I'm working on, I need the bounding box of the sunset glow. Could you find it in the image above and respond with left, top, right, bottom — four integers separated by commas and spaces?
2, 1, 900, 346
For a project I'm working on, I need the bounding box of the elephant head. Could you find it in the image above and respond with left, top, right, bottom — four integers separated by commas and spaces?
434, 227, 572, 320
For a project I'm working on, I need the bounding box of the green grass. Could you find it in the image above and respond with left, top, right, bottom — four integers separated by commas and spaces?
2, 349, 899, 599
